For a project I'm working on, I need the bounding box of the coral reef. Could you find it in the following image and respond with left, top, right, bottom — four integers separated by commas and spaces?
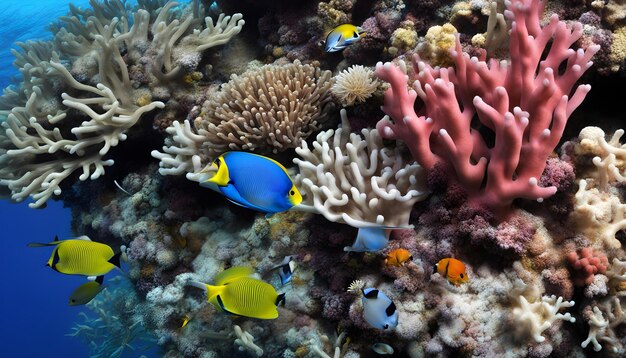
293, 109, 428, 228
3, 0, 626, 357
376, 0, 599, 217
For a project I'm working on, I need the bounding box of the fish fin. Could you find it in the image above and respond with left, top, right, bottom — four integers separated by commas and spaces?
187, 281, 208, 292
364, 289, 379, 299
386, 302, 397, 317
221, 185, 268, 213
275, 293, 286, 306
216, 295, 237, 316
108, 252, 122, 268
214, 266, 255, 286
95, 275, 104, 285
27, 241, 62, 247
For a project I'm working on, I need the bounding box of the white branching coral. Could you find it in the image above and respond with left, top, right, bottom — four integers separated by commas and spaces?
511, 294, 576, 343
151, 119, 207, 178
0, 0, 245, 207
293, 109, 428, 228
331, 65, 379, 106
0, 62, 164, 207
577, 126, 626, 188
572, 179, 626, 249
233, 325, 263, 357
582, 306, 613, 352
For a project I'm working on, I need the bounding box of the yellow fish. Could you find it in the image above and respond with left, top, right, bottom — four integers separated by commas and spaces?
29, 236, 122, 276
384, 249, 412, 267
190, 266, 285, 319
321, 24, 366, 52
69, 276, 104, 306
434, 258, 469, 286
180, 314, 190, 330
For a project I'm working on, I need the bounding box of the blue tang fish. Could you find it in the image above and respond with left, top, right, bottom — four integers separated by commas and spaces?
362, 288, 398, 330
202, 152, 302, 213
321, 24, 366, 52
344, 228, 390, 252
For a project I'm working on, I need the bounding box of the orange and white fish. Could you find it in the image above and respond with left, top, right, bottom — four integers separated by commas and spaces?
384, 249, 412, 267
434, 258, 468, 286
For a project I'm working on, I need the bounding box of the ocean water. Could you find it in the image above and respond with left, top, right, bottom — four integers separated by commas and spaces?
0, 1, 136, 356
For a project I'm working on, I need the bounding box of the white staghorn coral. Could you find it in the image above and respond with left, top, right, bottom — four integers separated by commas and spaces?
577, 126, 626, 188
331, 65, 379, 107
511, 294, 576, 343
293, 109, 428, 228
233, 325, 263, 357
581, 306, 612, 352
0, 62, 164, 207
0, 0, 244, 208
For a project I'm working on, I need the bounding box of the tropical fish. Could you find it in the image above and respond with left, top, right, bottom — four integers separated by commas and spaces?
434, 258, 469, 286
371, 342, 394, 355
361, 288, 398, 330
201, 152, 302, 214
321, 24, 366, 52
190, 266, 285, 320
269, 255, 296, 285
180, 314, 190, 330
69, 276, 104, 306
384, 249, 412, 267
344, 228, 390, 252
28, 236, 122, 276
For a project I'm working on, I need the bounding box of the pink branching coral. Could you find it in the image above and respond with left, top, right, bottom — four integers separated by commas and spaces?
567, 248, 609, 286
374, 0, 599, 218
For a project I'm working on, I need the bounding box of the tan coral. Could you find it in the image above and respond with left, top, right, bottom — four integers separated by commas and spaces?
197, 60, 334, 157
416, 23, 458, 68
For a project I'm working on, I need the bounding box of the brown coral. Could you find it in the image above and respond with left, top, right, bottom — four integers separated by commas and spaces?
197, 60, 334, 157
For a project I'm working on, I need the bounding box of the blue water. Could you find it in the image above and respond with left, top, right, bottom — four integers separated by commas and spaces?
1, 0, 103, 356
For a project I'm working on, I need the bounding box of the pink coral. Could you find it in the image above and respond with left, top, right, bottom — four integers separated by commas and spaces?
374, 0, 599, 219
567, 248, 609, 286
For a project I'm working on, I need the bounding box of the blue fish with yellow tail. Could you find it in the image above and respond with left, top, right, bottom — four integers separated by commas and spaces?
321, 24, 366, 52
201, 152, 302, 214
362, 288, 398, 330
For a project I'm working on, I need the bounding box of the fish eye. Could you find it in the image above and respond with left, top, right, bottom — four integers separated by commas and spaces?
353, 32, 359, 38
214, 158, 221, 167
383, 324, 389, 329
290, 190, 295, 196
71, 299, 75, 303
460, 273, 464, 278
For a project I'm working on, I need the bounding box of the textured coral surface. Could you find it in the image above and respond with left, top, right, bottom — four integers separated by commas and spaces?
2, 0, 626, 357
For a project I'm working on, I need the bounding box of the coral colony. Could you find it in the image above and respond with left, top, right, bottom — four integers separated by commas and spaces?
2, 0, 626, 357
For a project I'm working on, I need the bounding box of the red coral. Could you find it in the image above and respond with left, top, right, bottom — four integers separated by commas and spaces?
566, 248, 609, 286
